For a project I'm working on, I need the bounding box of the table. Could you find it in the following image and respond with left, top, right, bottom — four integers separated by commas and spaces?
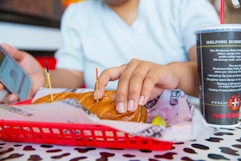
0, 120, 240, 161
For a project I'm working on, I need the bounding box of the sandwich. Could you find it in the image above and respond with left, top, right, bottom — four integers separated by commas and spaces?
33, 90, 147, 122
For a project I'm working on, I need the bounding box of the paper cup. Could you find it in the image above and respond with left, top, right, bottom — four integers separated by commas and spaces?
195, 24, 241, 127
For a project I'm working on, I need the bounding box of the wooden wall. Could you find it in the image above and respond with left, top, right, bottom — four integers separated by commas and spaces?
0, 0, 64, 28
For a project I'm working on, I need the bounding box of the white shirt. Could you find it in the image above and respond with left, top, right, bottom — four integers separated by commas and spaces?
55, 0, 219, 89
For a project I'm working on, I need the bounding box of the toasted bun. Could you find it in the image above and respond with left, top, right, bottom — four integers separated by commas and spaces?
33, 90, 147, 122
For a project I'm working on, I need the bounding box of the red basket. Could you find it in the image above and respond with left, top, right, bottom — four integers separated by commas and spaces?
0, 120, 173, 151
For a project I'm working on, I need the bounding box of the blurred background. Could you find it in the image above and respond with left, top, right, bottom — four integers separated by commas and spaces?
0, 0, 84, 69
0, 0, 240, 69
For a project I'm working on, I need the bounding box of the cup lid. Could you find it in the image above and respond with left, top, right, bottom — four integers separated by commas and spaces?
195, 24, 241, 34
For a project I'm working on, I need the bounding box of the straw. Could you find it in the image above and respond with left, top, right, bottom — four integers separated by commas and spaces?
220, 0, 224, 24
95, 68, 99, 103
45, 60, 54, 101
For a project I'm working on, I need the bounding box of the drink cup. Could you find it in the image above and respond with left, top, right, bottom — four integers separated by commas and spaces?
195, 24, 241, 127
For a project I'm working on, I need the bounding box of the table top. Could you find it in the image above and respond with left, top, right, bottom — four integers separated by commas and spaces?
0, 120, 240, 161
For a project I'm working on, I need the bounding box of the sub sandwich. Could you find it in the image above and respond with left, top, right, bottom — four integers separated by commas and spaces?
33, 90, 147, 122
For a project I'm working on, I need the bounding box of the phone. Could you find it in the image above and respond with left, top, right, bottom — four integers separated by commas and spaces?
0, 46, 32, 101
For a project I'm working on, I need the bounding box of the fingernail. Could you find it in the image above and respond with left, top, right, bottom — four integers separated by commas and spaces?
116, 102, 125, 113
94, 90, 99, 100
128, 99, 134, 111
139, 95, 145, 105
9, 96, 16, 103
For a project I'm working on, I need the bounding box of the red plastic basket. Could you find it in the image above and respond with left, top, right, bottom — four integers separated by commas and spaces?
0, 120, 173, 151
